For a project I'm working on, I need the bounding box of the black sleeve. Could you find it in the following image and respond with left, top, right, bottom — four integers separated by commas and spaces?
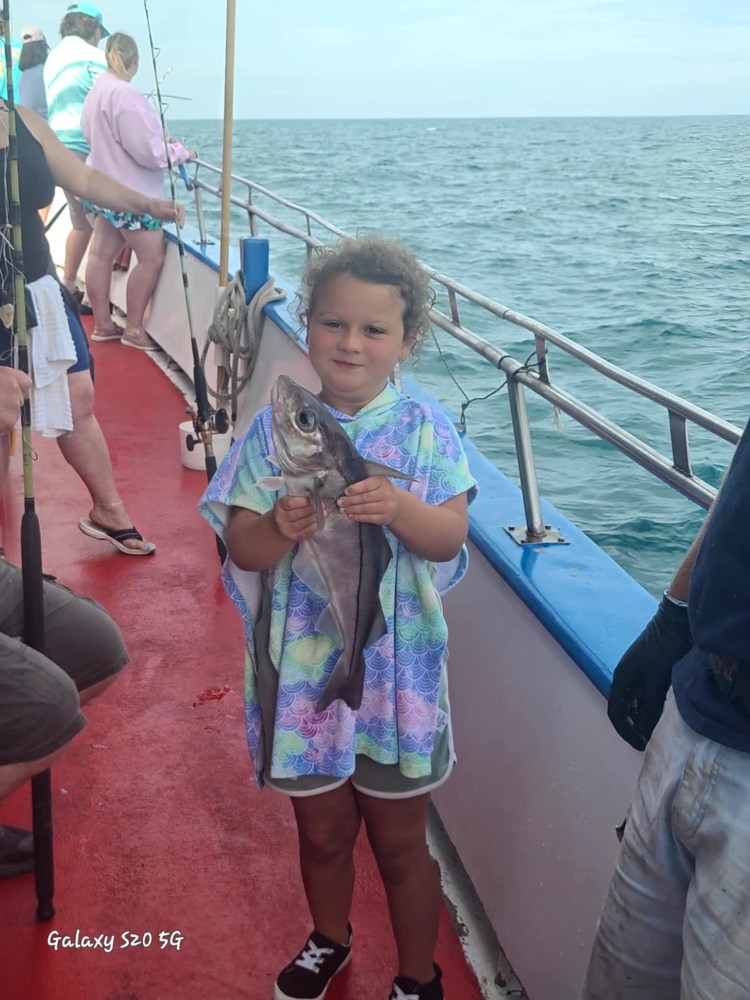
689, 419, 750, 662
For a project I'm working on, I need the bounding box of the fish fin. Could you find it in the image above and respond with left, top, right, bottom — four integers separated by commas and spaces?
362, 459, 416, 482
256, 476, 285, 491
314, 653, 364, 713
314, 597, 387, 714
364, 601, 388, 650
291, 542, 329, 602
314, 604, 340, 642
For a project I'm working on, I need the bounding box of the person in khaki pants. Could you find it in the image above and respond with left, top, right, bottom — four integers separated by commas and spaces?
581, 416, 750, 1000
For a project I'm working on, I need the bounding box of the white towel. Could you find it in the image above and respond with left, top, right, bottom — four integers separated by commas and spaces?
26, 275, 76, 437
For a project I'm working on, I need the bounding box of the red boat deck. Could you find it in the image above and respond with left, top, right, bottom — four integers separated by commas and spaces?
0, 332, 486, 1000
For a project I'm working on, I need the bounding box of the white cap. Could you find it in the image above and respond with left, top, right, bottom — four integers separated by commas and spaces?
20, 26, 46, 43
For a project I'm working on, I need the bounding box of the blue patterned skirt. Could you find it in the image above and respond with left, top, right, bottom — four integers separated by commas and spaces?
83, 201, 163, 231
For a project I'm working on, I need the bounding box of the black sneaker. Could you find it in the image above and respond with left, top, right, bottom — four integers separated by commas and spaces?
0, 824, 34, 878
389, 963, 443, 1000
274, 925, 352, 1000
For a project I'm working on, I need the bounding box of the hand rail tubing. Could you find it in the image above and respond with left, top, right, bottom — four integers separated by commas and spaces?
181, 160, 741, 528
192, 158, 349, 238
429, 309, 717, 508
426, 278, 741, 445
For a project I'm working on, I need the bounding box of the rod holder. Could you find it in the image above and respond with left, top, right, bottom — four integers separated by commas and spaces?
240, 238, 270, 301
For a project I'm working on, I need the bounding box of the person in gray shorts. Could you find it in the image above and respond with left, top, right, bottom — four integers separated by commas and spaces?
0, 560, 128, 877
0, 366, 128, 877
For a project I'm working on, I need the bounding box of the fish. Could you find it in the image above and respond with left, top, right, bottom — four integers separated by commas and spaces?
261, 374, 413, 712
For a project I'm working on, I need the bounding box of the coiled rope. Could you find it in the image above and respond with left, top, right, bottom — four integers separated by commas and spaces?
202, 272, 285, 421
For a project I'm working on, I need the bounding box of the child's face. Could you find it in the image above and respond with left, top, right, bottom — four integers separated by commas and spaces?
307, 273, 414, 415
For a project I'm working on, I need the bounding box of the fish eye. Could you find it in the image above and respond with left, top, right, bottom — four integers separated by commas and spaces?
296, 407, 317, 431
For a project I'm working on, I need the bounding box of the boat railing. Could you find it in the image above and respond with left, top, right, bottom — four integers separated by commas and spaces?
186, 158, 349, 250
182, 158, 743, 542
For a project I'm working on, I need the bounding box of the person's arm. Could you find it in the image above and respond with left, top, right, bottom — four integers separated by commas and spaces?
607, 511, 713, 750
0, 367, 31, 431
338, 478, 468, 562
226, 495, 327, 572
113, 94, 195, 171
665, 516, 712, 602
87, 54, 106, 88
166, 139, 197, 167
18, 106, 184, 224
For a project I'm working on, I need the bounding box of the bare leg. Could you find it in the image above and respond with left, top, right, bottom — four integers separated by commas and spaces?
0, 748, 67, 801
113, 246, 132, 271
63, 226, 93, 290
120, 228, 166, 349
291, 782, 361, 945
358, 791, 440, 983
84, 217, 125, 336
57, 370, 153, 552
0, 431, 10, 506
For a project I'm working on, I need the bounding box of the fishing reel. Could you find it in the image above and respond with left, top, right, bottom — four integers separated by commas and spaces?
184, 405, 230, 452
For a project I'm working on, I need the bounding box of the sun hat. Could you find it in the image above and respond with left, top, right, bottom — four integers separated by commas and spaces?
20, 26, 46, 43
65, 2, 110, 37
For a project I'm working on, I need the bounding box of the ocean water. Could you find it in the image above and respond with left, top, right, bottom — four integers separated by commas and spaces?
175, 116, 749, 596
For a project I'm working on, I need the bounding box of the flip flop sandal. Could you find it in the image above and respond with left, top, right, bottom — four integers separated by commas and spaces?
121, 334, 157, 351
91, 328, 122, 342
78, 518, 156, 556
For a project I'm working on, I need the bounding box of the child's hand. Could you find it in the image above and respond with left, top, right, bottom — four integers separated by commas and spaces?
273, 495, 326, 541
338, 477, 404, 526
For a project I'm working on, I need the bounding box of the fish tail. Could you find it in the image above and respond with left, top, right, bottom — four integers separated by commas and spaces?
314, 654, 365, 713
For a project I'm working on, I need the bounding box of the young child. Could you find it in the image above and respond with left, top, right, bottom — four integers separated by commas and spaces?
200, 235, 476, 1000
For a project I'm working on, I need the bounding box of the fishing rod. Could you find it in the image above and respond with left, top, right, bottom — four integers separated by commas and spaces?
141, 0, 228, 561
2, 0, 54, 920
43, 200, 67, 233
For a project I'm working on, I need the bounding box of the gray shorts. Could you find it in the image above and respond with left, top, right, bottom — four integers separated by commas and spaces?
0, 559, 128, 764
64, 150, 92, 232
254, 577, 455, 800
266, 720, 455, 800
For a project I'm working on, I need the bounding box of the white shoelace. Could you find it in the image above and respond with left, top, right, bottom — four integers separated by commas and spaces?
295, 939, 335, 973
391, 984, 420, 1000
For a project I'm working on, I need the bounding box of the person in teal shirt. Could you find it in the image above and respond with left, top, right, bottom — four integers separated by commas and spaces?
43, 3, 109, 295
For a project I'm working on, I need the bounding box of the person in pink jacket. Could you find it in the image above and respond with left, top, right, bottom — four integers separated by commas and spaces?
81, 32, 194, 350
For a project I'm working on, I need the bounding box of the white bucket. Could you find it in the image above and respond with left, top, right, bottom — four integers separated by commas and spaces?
179, 420, 233, 471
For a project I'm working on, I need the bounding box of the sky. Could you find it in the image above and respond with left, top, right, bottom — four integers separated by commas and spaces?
12, 0, 750, 120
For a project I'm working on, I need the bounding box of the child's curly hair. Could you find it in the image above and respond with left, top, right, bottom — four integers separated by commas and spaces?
299, 235, 435, 349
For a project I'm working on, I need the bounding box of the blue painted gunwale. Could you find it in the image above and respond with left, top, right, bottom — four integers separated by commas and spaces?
170, 226, 657, 696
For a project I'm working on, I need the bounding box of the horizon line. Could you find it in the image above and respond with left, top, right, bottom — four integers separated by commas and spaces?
166, 112, 749, 122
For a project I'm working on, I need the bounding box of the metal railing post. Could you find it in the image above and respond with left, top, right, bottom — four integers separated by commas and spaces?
194, 188, 209, 245
247, 184, 257, 237
507, 379, 544, 539
505, 378, 566, 545
668, 410, 691, 475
